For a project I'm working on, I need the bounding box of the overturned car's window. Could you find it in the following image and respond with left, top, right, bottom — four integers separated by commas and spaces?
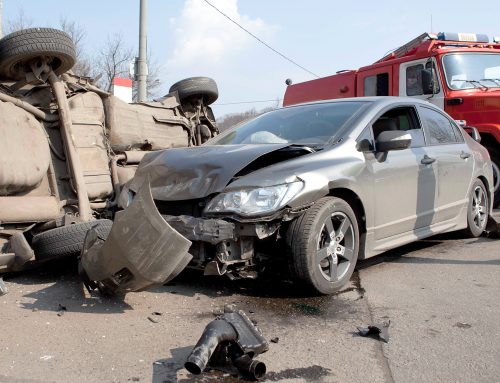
210, 102, 368, 146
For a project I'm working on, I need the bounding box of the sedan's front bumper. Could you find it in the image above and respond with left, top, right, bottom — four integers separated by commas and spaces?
80, 182, 192, 294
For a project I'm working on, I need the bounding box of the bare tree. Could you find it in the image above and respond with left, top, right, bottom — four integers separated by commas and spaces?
94, 34, 133, 92
5, 8, 33, 33
59, 18, 93, 77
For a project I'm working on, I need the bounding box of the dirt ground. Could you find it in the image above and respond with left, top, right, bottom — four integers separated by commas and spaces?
0, 232, 499, 383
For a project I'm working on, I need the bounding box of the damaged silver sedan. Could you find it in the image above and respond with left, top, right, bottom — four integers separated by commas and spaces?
87, 97, 493, 294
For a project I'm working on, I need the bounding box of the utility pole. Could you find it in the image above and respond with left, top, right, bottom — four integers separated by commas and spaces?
137, 0, 148, 102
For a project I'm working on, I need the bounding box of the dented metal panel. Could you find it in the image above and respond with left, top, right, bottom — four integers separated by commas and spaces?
127, 144, 290, 201
68, 92, 113, 200
0, 101, 50, 195
104, 95, 191, 152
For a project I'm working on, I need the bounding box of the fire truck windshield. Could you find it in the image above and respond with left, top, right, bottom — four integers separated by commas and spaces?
442, 53, 500, 90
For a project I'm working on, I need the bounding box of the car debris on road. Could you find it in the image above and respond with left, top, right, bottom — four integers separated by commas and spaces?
0, 277, 8, 295
185, 306, 269, 381
357, 321, 391, 343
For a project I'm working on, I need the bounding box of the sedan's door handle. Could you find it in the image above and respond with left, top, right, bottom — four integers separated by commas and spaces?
460, 151, 471, 159
421, 155, 436, 165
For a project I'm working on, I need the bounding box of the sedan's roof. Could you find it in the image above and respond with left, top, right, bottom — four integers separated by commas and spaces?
285, 96, 436, 110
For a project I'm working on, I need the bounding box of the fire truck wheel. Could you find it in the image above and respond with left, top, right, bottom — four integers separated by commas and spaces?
32, 220, 113, 261
0, 28, 76, 81
169, 77, 219, 105
491, 152, 500, 208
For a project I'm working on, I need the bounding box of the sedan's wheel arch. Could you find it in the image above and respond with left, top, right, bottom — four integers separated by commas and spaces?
286, 196, 360, 295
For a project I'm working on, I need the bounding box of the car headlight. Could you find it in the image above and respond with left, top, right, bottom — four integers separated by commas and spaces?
204, 182, 304, 216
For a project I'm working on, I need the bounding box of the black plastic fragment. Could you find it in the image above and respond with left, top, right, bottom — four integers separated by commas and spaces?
357, 321, 390, 343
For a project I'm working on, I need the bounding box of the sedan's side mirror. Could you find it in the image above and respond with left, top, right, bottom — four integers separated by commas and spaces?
376, 131, 412, 152
464, 126, 481, 143
421, 69, 434, 95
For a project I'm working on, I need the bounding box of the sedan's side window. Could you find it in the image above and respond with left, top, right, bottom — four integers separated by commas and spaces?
372, 106, 425, 148
419, 107, 460, 145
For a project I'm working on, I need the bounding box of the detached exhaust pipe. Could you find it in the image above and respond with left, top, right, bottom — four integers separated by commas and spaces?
185, 306, 269, 380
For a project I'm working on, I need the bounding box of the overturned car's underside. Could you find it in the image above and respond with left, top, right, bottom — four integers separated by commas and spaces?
0, 27, 219, 286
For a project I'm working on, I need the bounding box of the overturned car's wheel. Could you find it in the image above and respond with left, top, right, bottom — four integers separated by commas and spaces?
32, 220, 113, 261
286, 197, 359, 295
169, 76, 218, 105
463, 179, 489, 238
0, 28, 76, 81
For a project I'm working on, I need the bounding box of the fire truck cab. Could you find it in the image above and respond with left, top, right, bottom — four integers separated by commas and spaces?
284, 32, 500, 205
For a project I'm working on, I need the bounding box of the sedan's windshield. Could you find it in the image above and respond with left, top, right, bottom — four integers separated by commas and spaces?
442, 53, 500, 90
209, 102, 368, 146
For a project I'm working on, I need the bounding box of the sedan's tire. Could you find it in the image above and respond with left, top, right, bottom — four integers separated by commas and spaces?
490, 151, 500, 208
0, 28, 76, 81
463, 179, 489, 238
286, 197, 359, 295
169, 76, 218, 105
32, 220, 113, 261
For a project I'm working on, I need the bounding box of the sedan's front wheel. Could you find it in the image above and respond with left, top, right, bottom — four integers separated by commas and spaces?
286, 197, 359, 295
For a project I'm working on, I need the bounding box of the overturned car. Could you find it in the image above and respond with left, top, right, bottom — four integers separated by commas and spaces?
85, 97, 493, 295
0, 28, 218, 275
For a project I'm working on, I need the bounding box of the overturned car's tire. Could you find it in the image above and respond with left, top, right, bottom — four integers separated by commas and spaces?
0, 28, 76, 81
169, 76, 218, 105
32, 220, 113, 261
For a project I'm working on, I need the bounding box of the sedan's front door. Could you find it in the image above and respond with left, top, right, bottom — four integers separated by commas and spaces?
365, 106, 438, 241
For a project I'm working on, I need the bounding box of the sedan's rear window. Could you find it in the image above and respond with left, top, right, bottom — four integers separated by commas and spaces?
210, 102, 368, 146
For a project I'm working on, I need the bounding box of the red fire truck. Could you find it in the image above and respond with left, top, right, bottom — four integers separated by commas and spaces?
283, 32, 500, 206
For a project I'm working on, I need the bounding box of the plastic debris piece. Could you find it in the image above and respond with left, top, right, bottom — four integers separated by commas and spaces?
57, 304, 67, 316
0, 277, 8, 296
270, 337, 280, 344
148, 316, 160, 323
357, 321, 390, 343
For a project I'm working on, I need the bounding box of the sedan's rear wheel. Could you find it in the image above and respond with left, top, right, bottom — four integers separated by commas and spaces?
286, 197, 359, 295
464, 179, 489, 238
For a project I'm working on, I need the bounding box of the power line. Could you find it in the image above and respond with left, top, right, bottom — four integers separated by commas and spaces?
215, 98, 282, 106
202, 0, 320, 78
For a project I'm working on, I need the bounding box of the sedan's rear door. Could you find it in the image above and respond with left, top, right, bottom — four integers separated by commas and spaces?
417, 106, 474, 223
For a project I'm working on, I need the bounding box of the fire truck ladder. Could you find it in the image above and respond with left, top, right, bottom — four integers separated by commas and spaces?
376, 32, 436, 63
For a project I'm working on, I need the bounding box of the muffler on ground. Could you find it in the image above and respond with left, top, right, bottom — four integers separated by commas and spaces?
185, 306, 269, 380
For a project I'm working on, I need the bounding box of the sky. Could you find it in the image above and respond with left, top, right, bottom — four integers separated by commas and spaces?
1, 0, 498, 119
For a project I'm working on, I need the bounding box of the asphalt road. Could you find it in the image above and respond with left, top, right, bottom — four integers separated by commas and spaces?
0, 232, 499, 383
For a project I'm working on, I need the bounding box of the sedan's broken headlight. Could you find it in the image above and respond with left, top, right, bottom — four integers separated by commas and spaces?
204, 182, 304, 216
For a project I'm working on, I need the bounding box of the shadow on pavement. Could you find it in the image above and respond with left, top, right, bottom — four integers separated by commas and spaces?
5, 258, 132, 314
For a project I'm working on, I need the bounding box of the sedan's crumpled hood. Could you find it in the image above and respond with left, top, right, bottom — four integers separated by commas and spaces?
127, 144, 291, 200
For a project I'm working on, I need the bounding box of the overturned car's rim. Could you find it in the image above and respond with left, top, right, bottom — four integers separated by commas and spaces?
471, 184, 488, 231
316, 212, 355, 282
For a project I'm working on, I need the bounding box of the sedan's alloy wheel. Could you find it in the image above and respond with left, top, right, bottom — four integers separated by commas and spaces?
316, 212, 355, 282
286, 197, 360, 295
471, 184, 487, 231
